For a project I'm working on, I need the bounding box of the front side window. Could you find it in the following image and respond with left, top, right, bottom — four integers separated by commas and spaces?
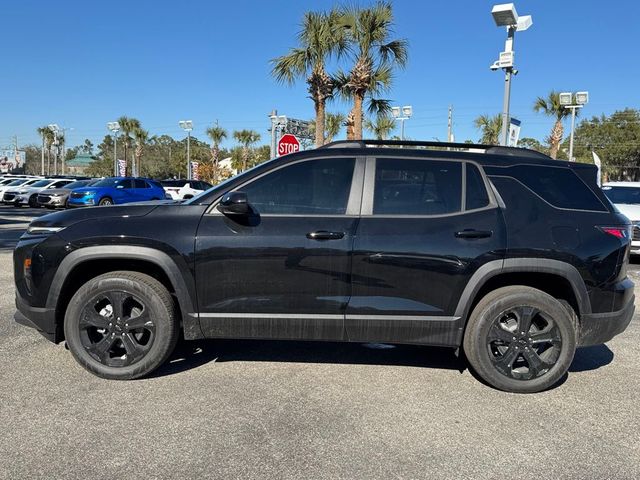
240, 158, 355, 215
374, 158, 462, 215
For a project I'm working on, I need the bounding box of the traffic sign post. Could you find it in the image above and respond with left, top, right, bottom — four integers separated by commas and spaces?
277, 134, 300, 156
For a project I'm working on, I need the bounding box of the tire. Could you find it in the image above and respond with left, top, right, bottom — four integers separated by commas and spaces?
98, 197, 113, 206
63, 271, 179, 380
463, 286, 577, 393
28, 195, 38, 208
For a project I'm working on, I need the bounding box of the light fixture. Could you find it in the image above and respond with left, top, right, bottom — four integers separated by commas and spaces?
491, 3, 518, 26
575, 91, 589, 105
179, 120, 193, 131
402, 106, 413, 118
559, 92, 573, 105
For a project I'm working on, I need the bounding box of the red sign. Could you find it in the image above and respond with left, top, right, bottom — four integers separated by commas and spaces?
278, 134, 300, 156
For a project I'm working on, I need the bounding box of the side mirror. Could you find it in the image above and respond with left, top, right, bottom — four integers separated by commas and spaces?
218, 191, 251, 215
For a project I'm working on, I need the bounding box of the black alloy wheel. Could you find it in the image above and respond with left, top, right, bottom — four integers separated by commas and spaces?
486, 305, 562, 381
463, 286, 577, 393
64, 271, 179, 379
79, 291, 155, 367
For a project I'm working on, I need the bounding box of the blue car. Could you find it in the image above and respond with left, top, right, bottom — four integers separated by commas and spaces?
67, 177, 167, 207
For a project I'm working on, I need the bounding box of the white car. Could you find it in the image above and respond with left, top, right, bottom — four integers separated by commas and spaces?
161, 179, 212, 200
4, 178, 75, 207
0, 178, 42, 201
602, 182, 640, 254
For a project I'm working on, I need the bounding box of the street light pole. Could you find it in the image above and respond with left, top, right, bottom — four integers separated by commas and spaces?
560, 91, 589, 161
490, 4, 533, 146
500, 27, 515, 146
179, 120, 193, 179
391, 106, 413, 141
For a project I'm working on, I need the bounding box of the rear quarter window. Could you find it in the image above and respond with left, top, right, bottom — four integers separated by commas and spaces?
497, 165, 607, 212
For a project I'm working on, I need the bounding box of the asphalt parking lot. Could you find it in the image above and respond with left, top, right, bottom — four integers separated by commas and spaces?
1, 206, 639, 479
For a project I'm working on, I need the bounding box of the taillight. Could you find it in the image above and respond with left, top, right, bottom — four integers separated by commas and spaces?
597, 226, 630, 239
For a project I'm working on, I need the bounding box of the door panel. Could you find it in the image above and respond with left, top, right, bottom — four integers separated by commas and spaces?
194, 156, 363, 341
195, 215, 356, 340
346, 158, 507, 346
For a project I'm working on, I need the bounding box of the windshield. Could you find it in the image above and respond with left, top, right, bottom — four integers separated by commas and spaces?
6, 179, 28, 186
602, 186, 640, 204
184, 160, 275, 205
30, 179, 53, 188
63, 180, 90, 189
92, 178, 127, 188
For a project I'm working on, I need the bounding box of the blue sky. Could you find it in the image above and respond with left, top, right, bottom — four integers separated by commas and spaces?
2, 0, 639, 151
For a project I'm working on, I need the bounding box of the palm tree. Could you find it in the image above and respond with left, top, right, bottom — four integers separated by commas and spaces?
133, 127, 148, 176
337, 2, 408, 140
36, 126, 52, 175
233, 130, 261, 171
533, 91, 573, 159
205, 123, 227, 183
325, 112, 345, 143
474, 114, 502, 145
117, 116, 140, 173
364, 115, 396, 140
271, 10, 344, 147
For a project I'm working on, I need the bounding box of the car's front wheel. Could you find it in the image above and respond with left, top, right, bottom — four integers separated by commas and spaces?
64, 271, 179, 379
463, 286, 577, 393
98, 197, 113, 206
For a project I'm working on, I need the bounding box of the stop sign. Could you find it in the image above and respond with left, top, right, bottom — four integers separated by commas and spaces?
278, 134, 300, 156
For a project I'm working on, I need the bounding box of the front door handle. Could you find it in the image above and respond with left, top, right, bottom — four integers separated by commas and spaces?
306, 231, 345, 240
455, 229, 493, 239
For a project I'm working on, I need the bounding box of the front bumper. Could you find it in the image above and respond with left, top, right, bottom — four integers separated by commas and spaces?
15, 291, 57, 343
67, 198, 95, 207
579, 295, 635, 346
37, 195, 66, 207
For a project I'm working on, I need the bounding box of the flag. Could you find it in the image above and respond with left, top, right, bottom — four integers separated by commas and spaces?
118, 159, 126, 177
592, 151, 602, 187
508, 118, 521, 147
191, 162, 199, 180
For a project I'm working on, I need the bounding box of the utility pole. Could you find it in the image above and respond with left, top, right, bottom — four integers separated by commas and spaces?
447, 105, 453, 142
269, 111, 287, 159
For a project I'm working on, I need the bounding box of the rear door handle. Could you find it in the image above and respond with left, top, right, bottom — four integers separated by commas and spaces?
455, 229, 492, 239
306, 231, 345, 240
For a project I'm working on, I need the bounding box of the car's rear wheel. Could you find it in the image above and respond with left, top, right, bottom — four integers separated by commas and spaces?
463, 286, 577, 393
98, 197, 113, 206
64, 271, 179, 380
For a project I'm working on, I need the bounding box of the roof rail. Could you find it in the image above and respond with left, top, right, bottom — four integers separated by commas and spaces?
319, 139, 551, 160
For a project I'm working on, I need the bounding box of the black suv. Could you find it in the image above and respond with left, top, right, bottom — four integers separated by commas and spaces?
13, 140, 634, 393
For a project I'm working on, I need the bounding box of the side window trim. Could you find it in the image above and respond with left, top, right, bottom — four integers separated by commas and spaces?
207, 156, 363, 217
361, 156, 497, 217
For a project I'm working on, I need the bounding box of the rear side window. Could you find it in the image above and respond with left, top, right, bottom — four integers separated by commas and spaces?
508, 165, 606, 211
241, 158, 355, 215
466, 164, 490, 210
374, 159, 462, 215
134, 179, 149, 188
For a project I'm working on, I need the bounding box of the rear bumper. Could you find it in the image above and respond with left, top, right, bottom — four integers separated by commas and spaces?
14, 291, 57, 343
579, 296, 635, 346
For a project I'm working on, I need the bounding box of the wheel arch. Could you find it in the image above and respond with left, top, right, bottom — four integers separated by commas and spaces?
48, 246, 202, 342
455, 258, 590, 326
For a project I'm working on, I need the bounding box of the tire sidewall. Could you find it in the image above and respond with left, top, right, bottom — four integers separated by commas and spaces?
464, 287, 577, 393
64, 275, 175, 379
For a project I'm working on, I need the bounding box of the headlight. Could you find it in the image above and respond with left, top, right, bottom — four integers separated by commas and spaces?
26, 226, 66, 235
82, 191, 96, 196
18, 189, 29, 194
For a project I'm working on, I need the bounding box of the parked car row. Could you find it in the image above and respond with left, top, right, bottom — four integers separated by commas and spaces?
0, 175, 213, 208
